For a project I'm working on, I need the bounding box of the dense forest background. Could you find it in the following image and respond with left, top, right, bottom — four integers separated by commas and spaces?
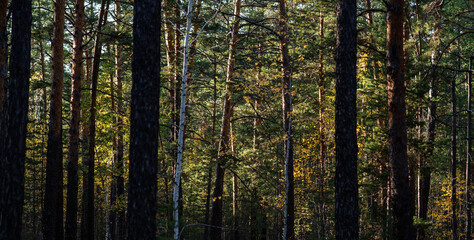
0, 0, 473, 239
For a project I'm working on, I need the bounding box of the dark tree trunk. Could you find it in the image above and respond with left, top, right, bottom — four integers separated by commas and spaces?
277, 0, 294, 239
418, 80, 436, 240
467, 57, 473, 240
127, 0, 160, 239
451, 73, 458, 240
43, 0, 66, 237
0, 0, 7, 199
0, 0, 6, 123
204, 63, 218, 240
65, 0, 85, 238
335, 0, 359, 239
81, 0, 108, 239
386, 0, 414, 238
0, 0, 31, 238
210, 0, 241, 238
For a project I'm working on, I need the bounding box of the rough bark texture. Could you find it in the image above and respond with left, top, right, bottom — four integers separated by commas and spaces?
335, 0, 359, 239
43, 0, 66, 237
0, 0, 6, 122
278, 0, 294, 239
467, 57, 473, 240
386, 0, 414, 238
127, 0, 160, 239
0, 0, 31, 238
82, 0, 108, 239
65, 0, 85, 238
210, 0, 241, 238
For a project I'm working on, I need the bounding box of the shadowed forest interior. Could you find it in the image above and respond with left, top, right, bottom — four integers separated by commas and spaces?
0, 0, 473, 239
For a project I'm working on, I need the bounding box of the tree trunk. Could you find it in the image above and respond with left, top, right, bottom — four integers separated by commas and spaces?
418, 77, 436, 240
43, 0, 66, 237
210, 0, 241, 238
467, 56, 473, 240
318, 12, 327, 239
418, 23, 441, 240
65, 0, 85, 238
335, 0, 359, 238
163, 1, 176, 232
204, 62, 218, 240
451, 73, 458, 240
127, 0, 160, 238
278, 0, 294, 239
113, 1, 125, 238
386, 0, 414, 238
173, 0, 194, 238
231, 123, 238, 240
0, 0, 31, 237
82, 0, 108, 239
0, 0, 7, 124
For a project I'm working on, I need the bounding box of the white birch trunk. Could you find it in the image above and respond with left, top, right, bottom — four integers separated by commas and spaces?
174, 0, 193, 239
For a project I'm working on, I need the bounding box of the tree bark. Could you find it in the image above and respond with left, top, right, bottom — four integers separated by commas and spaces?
467, 56, 473, 240
204, 61, 218, 240
451, 73, 458, 240
277, 0, 294, 239
210, 0, 241, 238
112, 1, 125, 238
43, 0, 66, 237
318, 12, 327, 239
418, 74, 437, 240
335, 0, 359, 239
173, 0, 194, 238
0, 0, 7, 124
127, 0, 161, 239
82, 0, 108, 239
109, 71, 117, 240
231, 123, 238, 240
386, 0, 414, 238
65, 0, 85, 239
0, 0, 31, 238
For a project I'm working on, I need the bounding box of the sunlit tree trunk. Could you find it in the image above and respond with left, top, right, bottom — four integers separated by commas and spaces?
108, 72, 117, 240
0, 0, 32, 237
210, 0, 241, 238
65, 0, 85, 239
386, 0, 414, 238
278, 0, 294, 239
43, 0, 65, 237
335, 0, 358, 238
230, 123, 239, 240
173, 0, 195, 238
